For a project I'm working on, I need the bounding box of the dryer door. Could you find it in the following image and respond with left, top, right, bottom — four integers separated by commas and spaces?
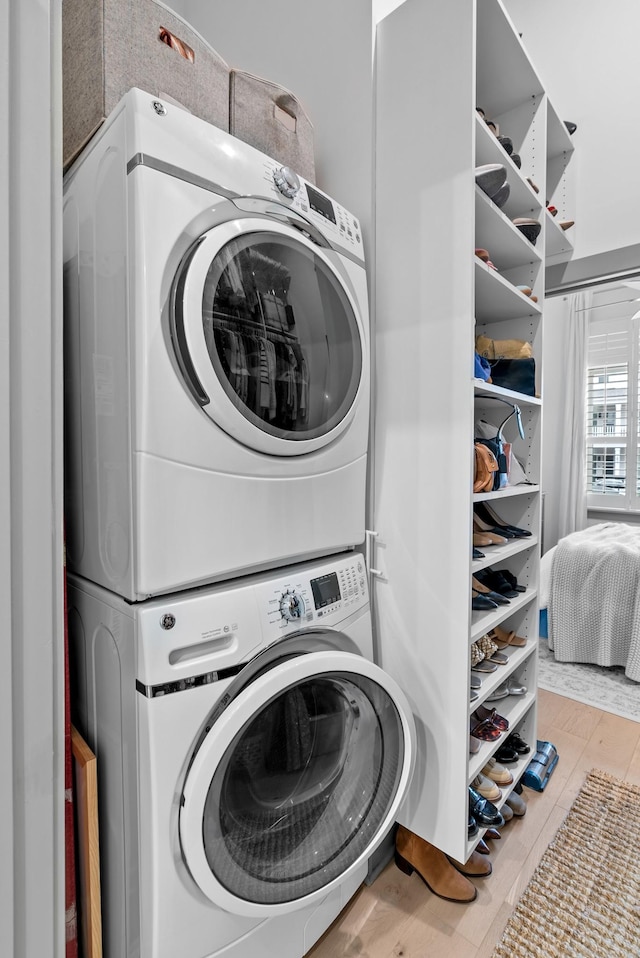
171, 217, 366, 456
179, 649, 414, 917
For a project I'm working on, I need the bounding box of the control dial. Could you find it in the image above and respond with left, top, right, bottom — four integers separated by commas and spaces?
273, 166, 301, 199
279, 590, 305, 621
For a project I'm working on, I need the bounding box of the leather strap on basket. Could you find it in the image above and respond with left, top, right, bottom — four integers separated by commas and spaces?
159, 26, 195, 63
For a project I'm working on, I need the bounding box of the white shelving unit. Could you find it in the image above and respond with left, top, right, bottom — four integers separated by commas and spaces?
373, 0, 574, 863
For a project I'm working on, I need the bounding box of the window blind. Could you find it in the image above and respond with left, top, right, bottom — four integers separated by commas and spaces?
586, 314, 638, 503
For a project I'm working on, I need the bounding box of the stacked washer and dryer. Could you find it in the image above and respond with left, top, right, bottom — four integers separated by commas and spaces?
64, 88, 415, 958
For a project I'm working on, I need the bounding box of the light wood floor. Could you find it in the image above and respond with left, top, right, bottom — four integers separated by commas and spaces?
307, 689, 640, 958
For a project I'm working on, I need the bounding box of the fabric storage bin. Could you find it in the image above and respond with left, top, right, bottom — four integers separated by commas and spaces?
62, 0, 230, 169
229, 70, 315, 183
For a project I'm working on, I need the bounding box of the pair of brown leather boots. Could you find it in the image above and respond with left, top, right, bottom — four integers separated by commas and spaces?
395, 825, 491, 903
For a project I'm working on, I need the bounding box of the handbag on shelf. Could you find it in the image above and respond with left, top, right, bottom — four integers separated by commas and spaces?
489, 357, 536, 396
476, 437, 506, 489
475, 398, 526, 490
473, 442, 499, 493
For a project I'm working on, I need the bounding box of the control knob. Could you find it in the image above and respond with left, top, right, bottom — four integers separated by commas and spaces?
279, 590, 305, 621
273, 166, 300, 199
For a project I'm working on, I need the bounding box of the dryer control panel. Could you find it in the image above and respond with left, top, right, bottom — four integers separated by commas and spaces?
261, 553, 368, 632
259, 157, 364, 263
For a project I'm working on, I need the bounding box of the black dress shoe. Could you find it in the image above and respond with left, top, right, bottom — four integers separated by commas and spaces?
471, 577, 511, 606
494, 743, 519, 763
498, 569, 526, 593
474, 568, 519, 598
472, 590, 498, 610
468, 787, 505, 827
468, 812, 479, 838
506, 732, 531, 755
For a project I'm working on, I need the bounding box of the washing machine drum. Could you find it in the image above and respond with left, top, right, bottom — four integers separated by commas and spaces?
179, 649, 414, 916
171, 217, 366, 456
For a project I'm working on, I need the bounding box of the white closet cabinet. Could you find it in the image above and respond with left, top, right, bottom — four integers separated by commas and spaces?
373, 0, 574, 862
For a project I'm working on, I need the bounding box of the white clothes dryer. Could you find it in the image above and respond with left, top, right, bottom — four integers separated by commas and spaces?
68, 553, 415, 958
63, 88, 370, 601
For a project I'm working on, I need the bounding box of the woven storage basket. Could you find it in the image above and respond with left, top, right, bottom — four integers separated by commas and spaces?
229, 70, 315, 183
62, 0, 230, 169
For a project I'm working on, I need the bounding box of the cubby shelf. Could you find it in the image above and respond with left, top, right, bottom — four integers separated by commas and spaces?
374, 0, 574, 863
472, 535, 539, 574
475, 186, 543, 271
474, 382, 542, 407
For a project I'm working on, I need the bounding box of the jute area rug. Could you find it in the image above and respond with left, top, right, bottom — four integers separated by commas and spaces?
491, 769, 640, 957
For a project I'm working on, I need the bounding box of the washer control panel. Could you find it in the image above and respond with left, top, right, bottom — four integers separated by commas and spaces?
262, 554, 368, 631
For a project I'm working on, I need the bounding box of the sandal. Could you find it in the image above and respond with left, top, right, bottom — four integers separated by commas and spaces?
472, 658, 498, 673
486, 625, 527, 648
476, 634, 499, 659
470, 718, 501, 742
489, 650, 509, 665
470, 641, 484, 667
474, 705, 509, 732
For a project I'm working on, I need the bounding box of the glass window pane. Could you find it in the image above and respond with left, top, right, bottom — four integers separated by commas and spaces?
201, 233, 362, 441
587, 444, 626, 494
200, 672, 404, 904
586, 364, 627, 438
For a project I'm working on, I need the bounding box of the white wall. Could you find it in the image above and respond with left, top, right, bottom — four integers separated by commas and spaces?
373, 0, 406, 20
502, 0, 640, 548
504, 0, 640, 285
539, 295, 572, 551
169, 0, 373, 259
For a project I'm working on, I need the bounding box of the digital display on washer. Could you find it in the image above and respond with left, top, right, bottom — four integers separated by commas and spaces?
310, 572, 341, 609
305, 185, 336, 224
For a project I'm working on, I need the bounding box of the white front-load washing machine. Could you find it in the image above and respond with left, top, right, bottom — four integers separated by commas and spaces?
68, 552, 415, 958
63, 87, 370, 601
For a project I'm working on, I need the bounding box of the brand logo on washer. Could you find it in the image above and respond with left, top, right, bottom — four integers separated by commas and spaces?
152, 100, 167, 116
160, 613, 176, 630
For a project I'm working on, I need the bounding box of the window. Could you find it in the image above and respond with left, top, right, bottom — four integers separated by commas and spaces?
586, 313, 640, 509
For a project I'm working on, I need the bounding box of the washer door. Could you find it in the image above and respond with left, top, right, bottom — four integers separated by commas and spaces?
172, 217, 365, 456
179, 650, 414, 917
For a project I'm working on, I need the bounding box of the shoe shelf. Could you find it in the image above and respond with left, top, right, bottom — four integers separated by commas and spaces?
475, 118, 542, 219
476, 0, 543, 118
374, 0, 558, 864
465, 746, 534, 860
469, 642, 537, 715
475, 187, 542, 272
471, 590, 537, 643
475, 259, 543, 323
474, 382, 542, 408
469, 687, 537, 783
473, 484, 540, 503
546, 98, 575, 196
546, 100, 576, 264
546, 211, 575, 259
472, 534, 539, 574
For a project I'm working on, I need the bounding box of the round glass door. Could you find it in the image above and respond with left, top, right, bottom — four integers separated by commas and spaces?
173, 218, 366, 456
179, 651, 414, 917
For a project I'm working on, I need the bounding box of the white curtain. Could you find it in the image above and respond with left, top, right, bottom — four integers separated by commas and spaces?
556, 290, 591, 539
